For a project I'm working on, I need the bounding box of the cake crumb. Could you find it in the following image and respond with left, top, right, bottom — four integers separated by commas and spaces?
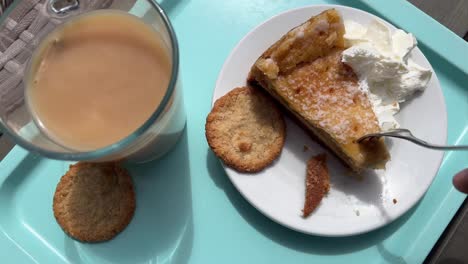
302, 154, 330, 217
303, 145, 309, 152
393, 198, 397, 204
355, 209, 360, 216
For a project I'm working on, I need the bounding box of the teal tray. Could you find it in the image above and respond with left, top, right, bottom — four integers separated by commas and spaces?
0, 0, 467, 263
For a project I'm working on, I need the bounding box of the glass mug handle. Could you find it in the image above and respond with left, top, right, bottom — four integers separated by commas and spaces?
50, 0, 80, 14
48, 0, 114, 16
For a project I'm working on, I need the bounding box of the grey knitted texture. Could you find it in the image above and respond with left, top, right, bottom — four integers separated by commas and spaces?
0, 0, 113, 116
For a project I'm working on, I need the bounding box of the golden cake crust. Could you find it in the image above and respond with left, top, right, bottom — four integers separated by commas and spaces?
248, 9, 389, 172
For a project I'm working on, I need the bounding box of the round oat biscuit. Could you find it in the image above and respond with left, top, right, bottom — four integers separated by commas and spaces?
206, 86, 286, 172
53, 162, 135, 242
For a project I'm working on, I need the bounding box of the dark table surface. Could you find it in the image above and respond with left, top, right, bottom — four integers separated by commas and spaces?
0, 0, 467, 263
405, 1, 468, 263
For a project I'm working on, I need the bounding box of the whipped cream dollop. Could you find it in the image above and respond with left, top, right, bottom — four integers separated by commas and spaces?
342, 20, 432, 130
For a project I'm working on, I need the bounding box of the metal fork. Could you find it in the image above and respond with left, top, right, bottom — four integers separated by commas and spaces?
357, 128, 468, 151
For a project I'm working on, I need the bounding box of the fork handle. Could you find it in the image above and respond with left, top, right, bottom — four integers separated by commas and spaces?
360, 129, 468, 151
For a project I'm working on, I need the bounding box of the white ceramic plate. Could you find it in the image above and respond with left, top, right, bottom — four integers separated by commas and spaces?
212, 5, 446, 236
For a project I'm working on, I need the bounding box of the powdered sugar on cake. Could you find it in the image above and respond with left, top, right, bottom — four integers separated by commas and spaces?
276, 50, 380, 143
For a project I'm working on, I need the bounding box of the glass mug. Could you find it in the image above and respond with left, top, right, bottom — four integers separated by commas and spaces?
0, 0, 185, 162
